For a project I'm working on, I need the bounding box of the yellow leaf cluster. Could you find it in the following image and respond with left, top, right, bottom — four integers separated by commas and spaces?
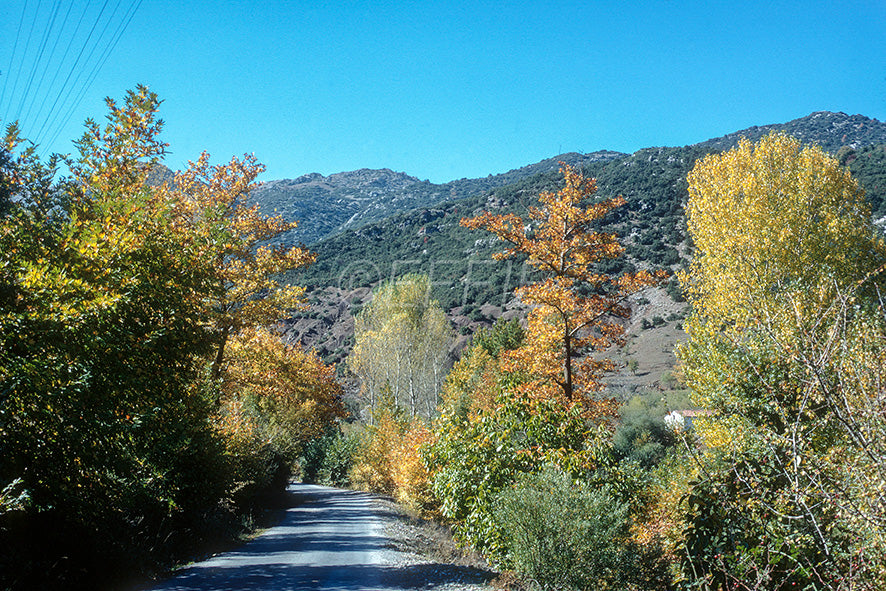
218, 326, 346, 453
348, 274, 453, 420
681, 132, 885, 336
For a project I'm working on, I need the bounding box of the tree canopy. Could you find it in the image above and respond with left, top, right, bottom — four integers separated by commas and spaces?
462, 163, 665, 406
678, 133, 886, 588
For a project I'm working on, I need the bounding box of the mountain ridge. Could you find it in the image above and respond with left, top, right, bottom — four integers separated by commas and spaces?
693, 111, 885, 153
275, 111, 886, 376
251, 151, 626, 245
251, 111, 886, 246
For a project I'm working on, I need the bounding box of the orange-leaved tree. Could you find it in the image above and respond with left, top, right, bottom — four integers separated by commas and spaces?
462, 163, 665, 407
219, 326, 346, 485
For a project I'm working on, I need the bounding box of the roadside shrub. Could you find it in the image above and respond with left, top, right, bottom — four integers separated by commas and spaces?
349, 410, 399, 494
298, 427, 339, 483
389, 420, 436, 513
348, 406, 437, 514
317, 429, 364, 487
494, 466, 670, 590
425, 392, 597, 560
611, 414, 674, 468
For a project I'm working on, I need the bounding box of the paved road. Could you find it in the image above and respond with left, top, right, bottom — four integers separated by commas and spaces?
144, 483, 399, 591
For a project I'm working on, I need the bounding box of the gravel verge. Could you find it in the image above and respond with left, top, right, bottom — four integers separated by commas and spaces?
371, 495, 500, 591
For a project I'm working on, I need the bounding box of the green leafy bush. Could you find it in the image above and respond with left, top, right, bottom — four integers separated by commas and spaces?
317, 429, 365, 487
611, 414, 675, 469
425, 392, 598, 560
494, 467, 670, 590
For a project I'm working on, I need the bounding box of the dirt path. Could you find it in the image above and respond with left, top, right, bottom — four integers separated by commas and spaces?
141, 483, 494, 591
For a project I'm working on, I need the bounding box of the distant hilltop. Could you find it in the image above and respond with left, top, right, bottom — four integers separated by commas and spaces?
249, 151, 625, 245
694, 111, 886, 153
145, 111, 885, 246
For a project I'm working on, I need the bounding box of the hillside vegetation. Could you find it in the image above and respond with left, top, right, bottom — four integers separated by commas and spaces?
276, 112, 886, 371
252, 151, 624, 245
313, 133, 886, 590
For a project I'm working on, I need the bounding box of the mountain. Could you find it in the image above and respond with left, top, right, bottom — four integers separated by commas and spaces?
251, 112, 886, 247
252, 168, 421, 245
250, 151, 625, 245
275, 111, 886, 392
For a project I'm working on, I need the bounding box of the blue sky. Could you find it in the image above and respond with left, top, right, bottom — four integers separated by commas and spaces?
1, 0, 884, 183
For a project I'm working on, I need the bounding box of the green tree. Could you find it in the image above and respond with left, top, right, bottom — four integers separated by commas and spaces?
0, 86, 331, 588
425, 319, 603, 559
348, 274, 453, 420
0, 87, 228, 587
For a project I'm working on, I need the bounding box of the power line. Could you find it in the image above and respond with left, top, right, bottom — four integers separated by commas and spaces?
46, 0, 142, 151
32, 0, 97, 141
16, 0, 64, 126
1, 0, 142, 154
7, 0, 43, 122
19, 0, 77, 130
0, 0, 30, 118
29, 0, 115, 146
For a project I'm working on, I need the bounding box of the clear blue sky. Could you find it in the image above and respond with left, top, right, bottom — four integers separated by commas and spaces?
2, 0, 884, 183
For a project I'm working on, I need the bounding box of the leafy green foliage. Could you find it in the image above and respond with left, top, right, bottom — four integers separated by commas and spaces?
611, 414, 676, 469
317, 430, 365, 488
425, 391, 598, 559
0, 88, 342, 589
494, 467, 670, 590
472, 318, 525, 357
0, 88, 232, 588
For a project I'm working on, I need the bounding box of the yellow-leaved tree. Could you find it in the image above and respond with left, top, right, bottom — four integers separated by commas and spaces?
155, 152, 316, 381
348, 274, 452, 420
219, 327, 346, 483
678, 132, 886, 589
681, 132, 881, 336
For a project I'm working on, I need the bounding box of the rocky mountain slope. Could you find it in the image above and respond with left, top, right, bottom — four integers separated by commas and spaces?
275, 111, 886, 395
250, 151, 624, 245
694, 111, 886, 153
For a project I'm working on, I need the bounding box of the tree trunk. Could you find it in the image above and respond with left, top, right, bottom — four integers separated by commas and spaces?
563, 320, 573, 401
210, 323, 231, 385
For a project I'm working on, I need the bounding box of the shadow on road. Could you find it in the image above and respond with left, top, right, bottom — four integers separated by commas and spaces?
138, 483, 494, 591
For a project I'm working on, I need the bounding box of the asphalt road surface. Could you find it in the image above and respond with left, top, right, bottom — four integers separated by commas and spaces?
144, 483, 403, 591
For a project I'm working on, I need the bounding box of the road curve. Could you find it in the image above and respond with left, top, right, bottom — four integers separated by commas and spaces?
144, 483, 398, 591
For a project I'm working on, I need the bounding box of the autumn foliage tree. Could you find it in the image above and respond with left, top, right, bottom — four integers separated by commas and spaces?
154, 152, 315, 381
0, 87, 228, 586
0, 87, 338, 588
678, 133, 886, 589
426, 167, 665, 563
348, 274, 453, 420
462, 163, 665, 409
218, 327, 345, 491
